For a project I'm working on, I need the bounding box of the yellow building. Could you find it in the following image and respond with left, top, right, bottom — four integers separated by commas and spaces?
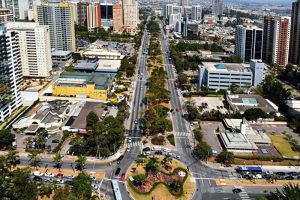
52, 72, 115, 101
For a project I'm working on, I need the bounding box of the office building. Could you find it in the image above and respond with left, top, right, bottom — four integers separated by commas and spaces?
169, 13, 181, 33
0, 24, 22, 122
7, 22, 52, 77
289, 0, 300, 66
182, 13, 188, 37
87, 3, 101, 32
113, 2, 123, 33
235, 25, 263, 63
123, 0, 139, 34
263, 16, 291, 66
0, 8, 13, 24
173, 5, 182, 14
35, 1, 76, 52
212, 0, 223, 16
180, 0, 189, 8
198, 60, 265, 90
191, 5, 202, 21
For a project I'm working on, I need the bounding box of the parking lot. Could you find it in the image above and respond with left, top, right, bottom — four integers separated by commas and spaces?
191, 96, 228, 114
91, 40, 135, 57
200, 121, 224, 153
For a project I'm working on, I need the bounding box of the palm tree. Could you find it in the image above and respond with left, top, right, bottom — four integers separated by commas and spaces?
270, 183, 300, 199
53, 153, 63, 171
161, 155, 173, 170
145, 156, 159, 172
28, 151, 41, 169
75, 155, 87, 171
5, 150, 19, 169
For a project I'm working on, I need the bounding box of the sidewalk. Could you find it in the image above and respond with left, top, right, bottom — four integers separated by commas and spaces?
216, 178, 300, 187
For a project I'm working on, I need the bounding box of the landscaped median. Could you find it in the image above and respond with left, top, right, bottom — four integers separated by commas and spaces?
126, 156, 195, 200
216, 178, 300, 187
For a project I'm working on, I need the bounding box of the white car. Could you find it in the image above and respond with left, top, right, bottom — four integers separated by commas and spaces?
128, 138, 132, 143
143, 151, 151, 155
44, 173, 55, 178
92, 184, 99, 190
127, 147, 130, 152
57, 179, 65, 184
32, 171, 44, 177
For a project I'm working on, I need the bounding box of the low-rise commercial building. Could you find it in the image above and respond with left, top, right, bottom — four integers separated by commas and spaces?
227, 94, 278, 114
52, 72, 115, 101
52, 51, 72, 66
198, 60, 265, 90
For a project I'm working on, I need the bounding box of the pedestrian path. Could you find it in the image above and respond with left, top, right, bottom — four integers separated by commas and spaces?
239, 187, 251, 200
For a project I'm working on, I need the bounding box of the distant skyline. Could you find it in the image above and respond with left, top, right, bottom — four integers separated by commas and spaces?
226, 0, 294, 5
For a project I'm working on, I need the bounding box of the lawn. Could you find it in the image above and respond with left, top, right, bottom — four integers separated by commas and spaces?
127, 156, 195, 200
167, 134, 175, 146
151, 136, 166, 145
270, 135, 300, 157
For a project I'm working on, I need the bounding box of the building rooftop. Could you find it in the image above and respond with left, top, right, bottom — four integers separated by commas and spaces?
52, 51, 72, 57
227, 94, 278, 113
220, 131, 256, 150
202, 62, 251, 73
74, 60, 98, 71
56, 72, 115, 90
96, 59, 121, 72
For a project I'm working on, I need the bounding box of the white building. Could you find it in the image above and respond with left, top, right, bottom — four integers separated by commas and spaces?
0, 8, 14, 24
191, 5, 202, 22
235, 25, 263, 63
0, 24, 23, 122
0, 0, 34, 20
122, 0, 139, 34
7, 22, 52, 77
34, 1, 76, 52
163, 3, 174, 20
198, 60, 265, 90
169, 13, 182, 33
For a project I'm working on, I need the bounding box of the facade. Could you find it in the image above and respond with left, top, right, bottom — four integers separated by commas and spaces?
169, 13, 181, 33
235, 25, 263, 63
163, 4, 173, 20
182, 13, 188, 37
0, 8, 14, 24
122, 0, 139, 34
35, 1, 76, 52
101, 2, 113, 30
87, 3, 101, 32
212, 0, 223, 16
52, 72, 114, 101
51, 50, 72, 65
289, 0, 300, 66
77, 2, 89, 28
0, 24, 22, 122
180, 0, 189, 8
191, 5, 202, 21
113, 2, 123, 33
263, 16, 291, 66
0, 0, 33, 20
7, 22, 52, 77
198, 60, 265, 90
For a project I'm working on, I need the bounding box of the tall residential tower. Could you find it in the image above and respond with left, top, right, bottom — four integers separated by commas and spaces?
289, 0, 300, 66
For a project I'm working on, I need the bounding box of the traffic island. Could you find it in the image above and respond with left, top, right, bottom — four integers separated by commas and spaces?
126, 156, 195, 200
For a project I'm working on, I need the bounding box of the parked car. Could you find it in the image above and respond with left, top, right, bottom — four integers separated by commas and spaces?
117, 155, 124, 161
58, 179, 65, 184
232, 188, 242, 193
275, 172, 286, 176
287, 172, 298, 176
142, 147, 151, 152
115, 168, 121, 176
56, 173, 64, 178
44, 173, 55, 178
33, 176, 43, 182
52, 139, 59, 143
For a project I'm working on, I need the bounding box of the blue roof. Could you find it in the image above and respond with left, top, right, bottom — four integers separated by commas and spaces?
214, 64, 226, 69
74, 61, 98, 71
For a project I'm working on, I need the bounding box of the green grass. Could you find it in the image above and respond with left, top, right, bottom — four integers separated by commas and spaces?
167, 134, 175, 146
151, 136, 165, 145
270, 135, 300, 157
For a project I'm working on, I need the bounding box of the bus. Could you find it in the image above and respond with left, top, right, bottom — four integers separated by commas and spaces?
237, 166, 262, 175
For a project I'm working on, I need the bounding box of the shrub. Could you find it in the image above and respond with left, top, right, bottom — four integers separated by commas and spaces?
167, 134, 175, 146
151, 136, 165, 145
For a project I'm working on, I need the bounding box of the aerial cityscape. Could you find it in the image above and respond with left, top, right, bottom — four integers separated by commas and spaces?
1, 0, 300, 199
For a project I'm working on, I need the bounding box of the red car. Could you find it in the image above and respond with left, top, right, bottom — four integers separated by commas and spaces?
56, 173, 64, 178
176, 108, 179, 112
120, 173, 126, 181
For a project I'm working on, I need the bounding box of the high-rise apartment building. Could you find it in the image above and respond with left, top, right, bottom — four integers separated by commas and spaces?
212, 0, 223, 16
180, 0, 189, 8
263, 16, 291, 66
0, 24, 22, 122
163, 4, 173, 20
87, 3, 101, 32
113, 2, 123, 33
289, 0, 300, 66
0, 0, 34, 20
0, 8, 13, 24
122, 0, 139, 34
35, 1, 76, 52
235, 25, 263, 63
77, 2, 89, 28
7, 22, 52, 77
191, 5, 202, 21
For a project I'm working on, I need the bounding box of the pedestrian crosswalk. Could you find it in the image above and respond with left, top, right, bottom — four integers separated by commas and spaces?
127, 141, 141, 148
175, 132, 189, 137
239, 188, 251, 200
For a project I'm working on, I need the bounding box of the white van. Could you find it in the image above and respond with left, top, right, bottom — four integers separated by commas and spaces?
152, 146, 162, 151
163, 148, 171, 153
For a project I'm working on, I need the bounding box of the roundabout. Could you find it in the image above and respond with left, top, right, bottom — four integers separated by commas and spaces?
125, 155, 196, 200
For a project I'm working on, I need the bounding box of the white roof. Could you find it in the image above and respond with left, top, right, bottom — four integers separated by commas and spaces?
202, 62, 251, 73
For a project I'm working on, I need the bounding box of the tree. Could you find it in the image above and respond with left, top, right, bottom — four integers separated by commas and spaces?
194, 141, 212, 161
72, 172, 93, 200
0, 129, 15, 150
75, 155, 87, 171
244, 108, 268, 121
28, 151, 41, 169
53, 153, 63, 171
145, 157, 159, 172
216, 150, 234, 165
193, 128, 203, 142
161, 155, 173, 169
38, 184, 53, 199
86, 111, 99, 130
5, 150, 19, 169
256, 196, 268, 200
270, 183, 300, 200
133, 174, 147, 186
